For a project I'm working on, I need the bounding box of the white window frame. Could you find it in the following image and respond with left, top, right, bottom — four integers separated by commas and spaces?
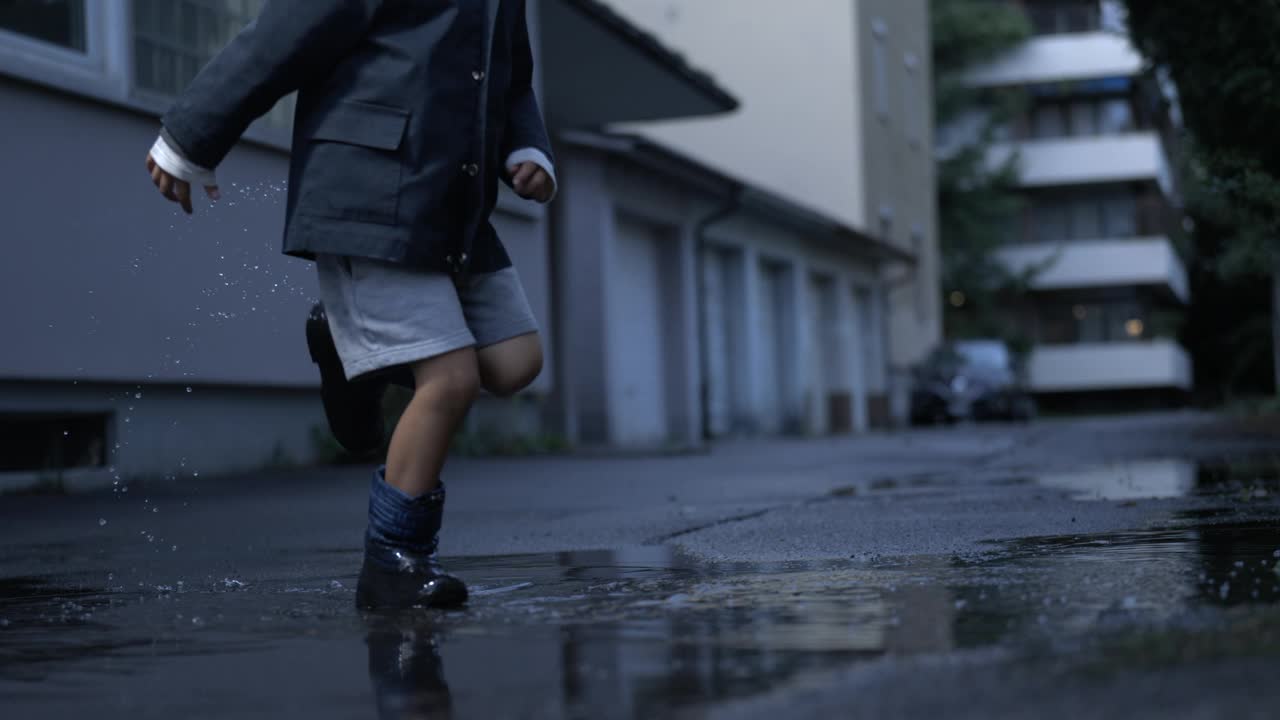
0, 0, 290, 153
0, 1, 129, 101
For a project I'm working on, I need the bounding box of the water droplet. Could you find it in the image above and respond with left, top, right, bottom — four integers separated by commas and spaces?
171, 545, 178, 552
63, 431, 69, 436
98, 518, 107, 527
135, 392, 142, 399
329, 580, 344, 590
186, 387, 193, 393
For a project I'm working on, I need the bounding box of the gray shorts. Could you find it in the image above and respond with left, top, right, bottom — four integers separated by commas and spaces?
315, 254, 539, 380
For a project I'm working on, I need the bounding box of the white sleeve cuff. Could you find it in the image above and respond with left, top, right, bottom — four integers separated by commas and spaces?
150, 134, 218, 187
505, 147, 557, 202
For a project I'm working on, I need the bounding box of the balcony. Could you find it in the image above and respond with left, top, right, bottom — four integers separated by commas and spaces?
964, 32, 1143, 88
997, 237, 1189, 303
991, 131, 1175, 196
1027, 340, 1192, 392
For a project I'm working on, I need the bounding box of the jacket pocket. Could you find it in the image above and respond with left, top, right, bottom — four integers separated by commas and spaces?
297, 101, 409, 226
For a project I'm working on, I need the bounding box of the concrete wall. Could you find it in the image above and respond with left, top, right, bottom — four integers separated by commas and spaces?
855, 0, 942, 394
0, 76, 310, 388
0, 381, 324, 492
600, 0, 867, 232
0, 73, 551, 476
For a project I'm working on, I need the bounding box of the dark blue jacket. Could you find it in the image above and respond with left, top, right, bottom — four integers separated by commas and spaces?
161, 0, 554, 275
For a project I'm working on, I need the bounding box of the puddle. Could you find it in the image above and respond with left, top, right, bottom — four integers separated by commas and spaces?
1024, 457, 1280, 502
4, 523, 1280, 718
997, 522, 1280, 607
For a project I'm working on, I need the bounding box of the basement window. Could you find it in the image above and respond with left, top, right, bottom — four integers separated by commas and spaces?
0, 413, 110, 473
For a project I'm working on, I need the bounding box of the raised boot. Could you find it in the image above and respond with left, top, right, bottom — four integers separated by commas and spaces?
306, 303, 386, 457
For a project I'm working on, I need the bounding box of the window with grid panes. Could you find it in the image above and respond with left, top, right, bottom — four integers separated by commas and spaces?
0, 0, 87, 51
133, 0, 294, 130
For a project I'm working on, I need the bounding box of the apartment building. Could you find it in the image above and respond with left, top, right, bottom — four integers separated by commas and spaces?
964, 0, 1192, 407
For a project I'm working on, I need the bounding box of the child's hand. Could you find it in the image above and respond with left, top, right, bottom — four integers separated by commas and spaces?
508, 161, 554, 203
146, 153, 220, 215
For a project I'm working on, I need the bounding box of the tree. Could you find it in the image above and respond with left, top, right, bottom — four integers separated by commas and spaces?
931, 0, 1034, 345
1122, 0, 1280, 394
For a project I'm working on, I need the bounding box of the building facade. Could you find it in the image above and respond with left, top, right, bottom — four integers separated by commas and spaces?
963, 0, 1192, 407
0, 0, 939, 488
0, 0, 737, 488
596, 0, 941, 432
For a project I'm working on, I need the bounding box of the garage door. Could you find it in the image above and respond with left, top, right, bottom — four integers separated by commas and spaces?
702, 248, 732, 437
807, 275, 829, 434
757, 261, 787, 433
610, 219, 668, 446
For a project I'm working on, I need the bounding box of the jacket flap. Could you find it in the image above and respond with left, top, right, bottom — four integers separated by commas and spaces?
308, 101, 409, 151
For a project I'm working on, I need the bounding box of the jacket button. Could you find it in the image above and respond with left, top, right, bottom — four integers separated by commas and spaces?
462, 163, 479, 177
472, 70, 485, 82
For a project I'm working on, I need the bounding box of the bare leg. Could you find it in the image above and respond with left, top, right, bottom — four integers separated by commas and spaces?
381, 333, 540, 497
384, 347, 480, 497
477, 332, 543, 397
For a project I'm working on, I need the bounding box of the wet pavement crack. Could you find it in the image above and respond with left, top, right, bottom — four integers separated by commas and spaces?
644, 508, 775, 544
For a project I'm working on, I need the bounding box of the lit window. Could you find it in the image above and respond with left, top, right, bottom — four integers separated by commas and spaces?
0, 0, 86, 51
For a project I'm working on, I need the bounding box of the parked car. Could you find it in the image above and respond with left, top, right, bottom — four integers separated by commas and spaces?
909, 340, 1036, 426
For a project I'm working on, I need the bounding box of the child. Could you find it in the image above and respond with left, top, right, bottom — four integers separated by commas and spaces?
144, 0, 556, 610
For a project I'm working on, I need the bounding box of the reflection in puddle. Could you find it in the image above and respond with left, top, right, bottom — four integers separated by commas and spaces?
3, 524, 1280, 718
1028, 456, 1280, 501
1034, 459, 1197, 500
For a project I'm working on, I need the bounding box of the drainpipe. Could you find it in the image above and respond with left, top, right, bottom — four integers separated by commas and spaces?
694, 186, 745, 442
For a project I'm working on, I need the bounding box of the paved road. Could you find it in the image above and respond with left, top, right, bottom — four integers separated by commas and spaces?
4, 411, 1280, 718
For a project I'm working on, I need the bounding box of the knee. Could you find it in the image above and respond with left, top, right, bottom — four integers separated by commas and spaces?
482, 344, 543, 398
416, 360, 481, 413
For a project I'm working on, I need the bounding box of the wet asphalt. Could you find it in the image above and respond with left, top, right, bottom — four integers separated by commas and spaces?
4, 412, 1280, 718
